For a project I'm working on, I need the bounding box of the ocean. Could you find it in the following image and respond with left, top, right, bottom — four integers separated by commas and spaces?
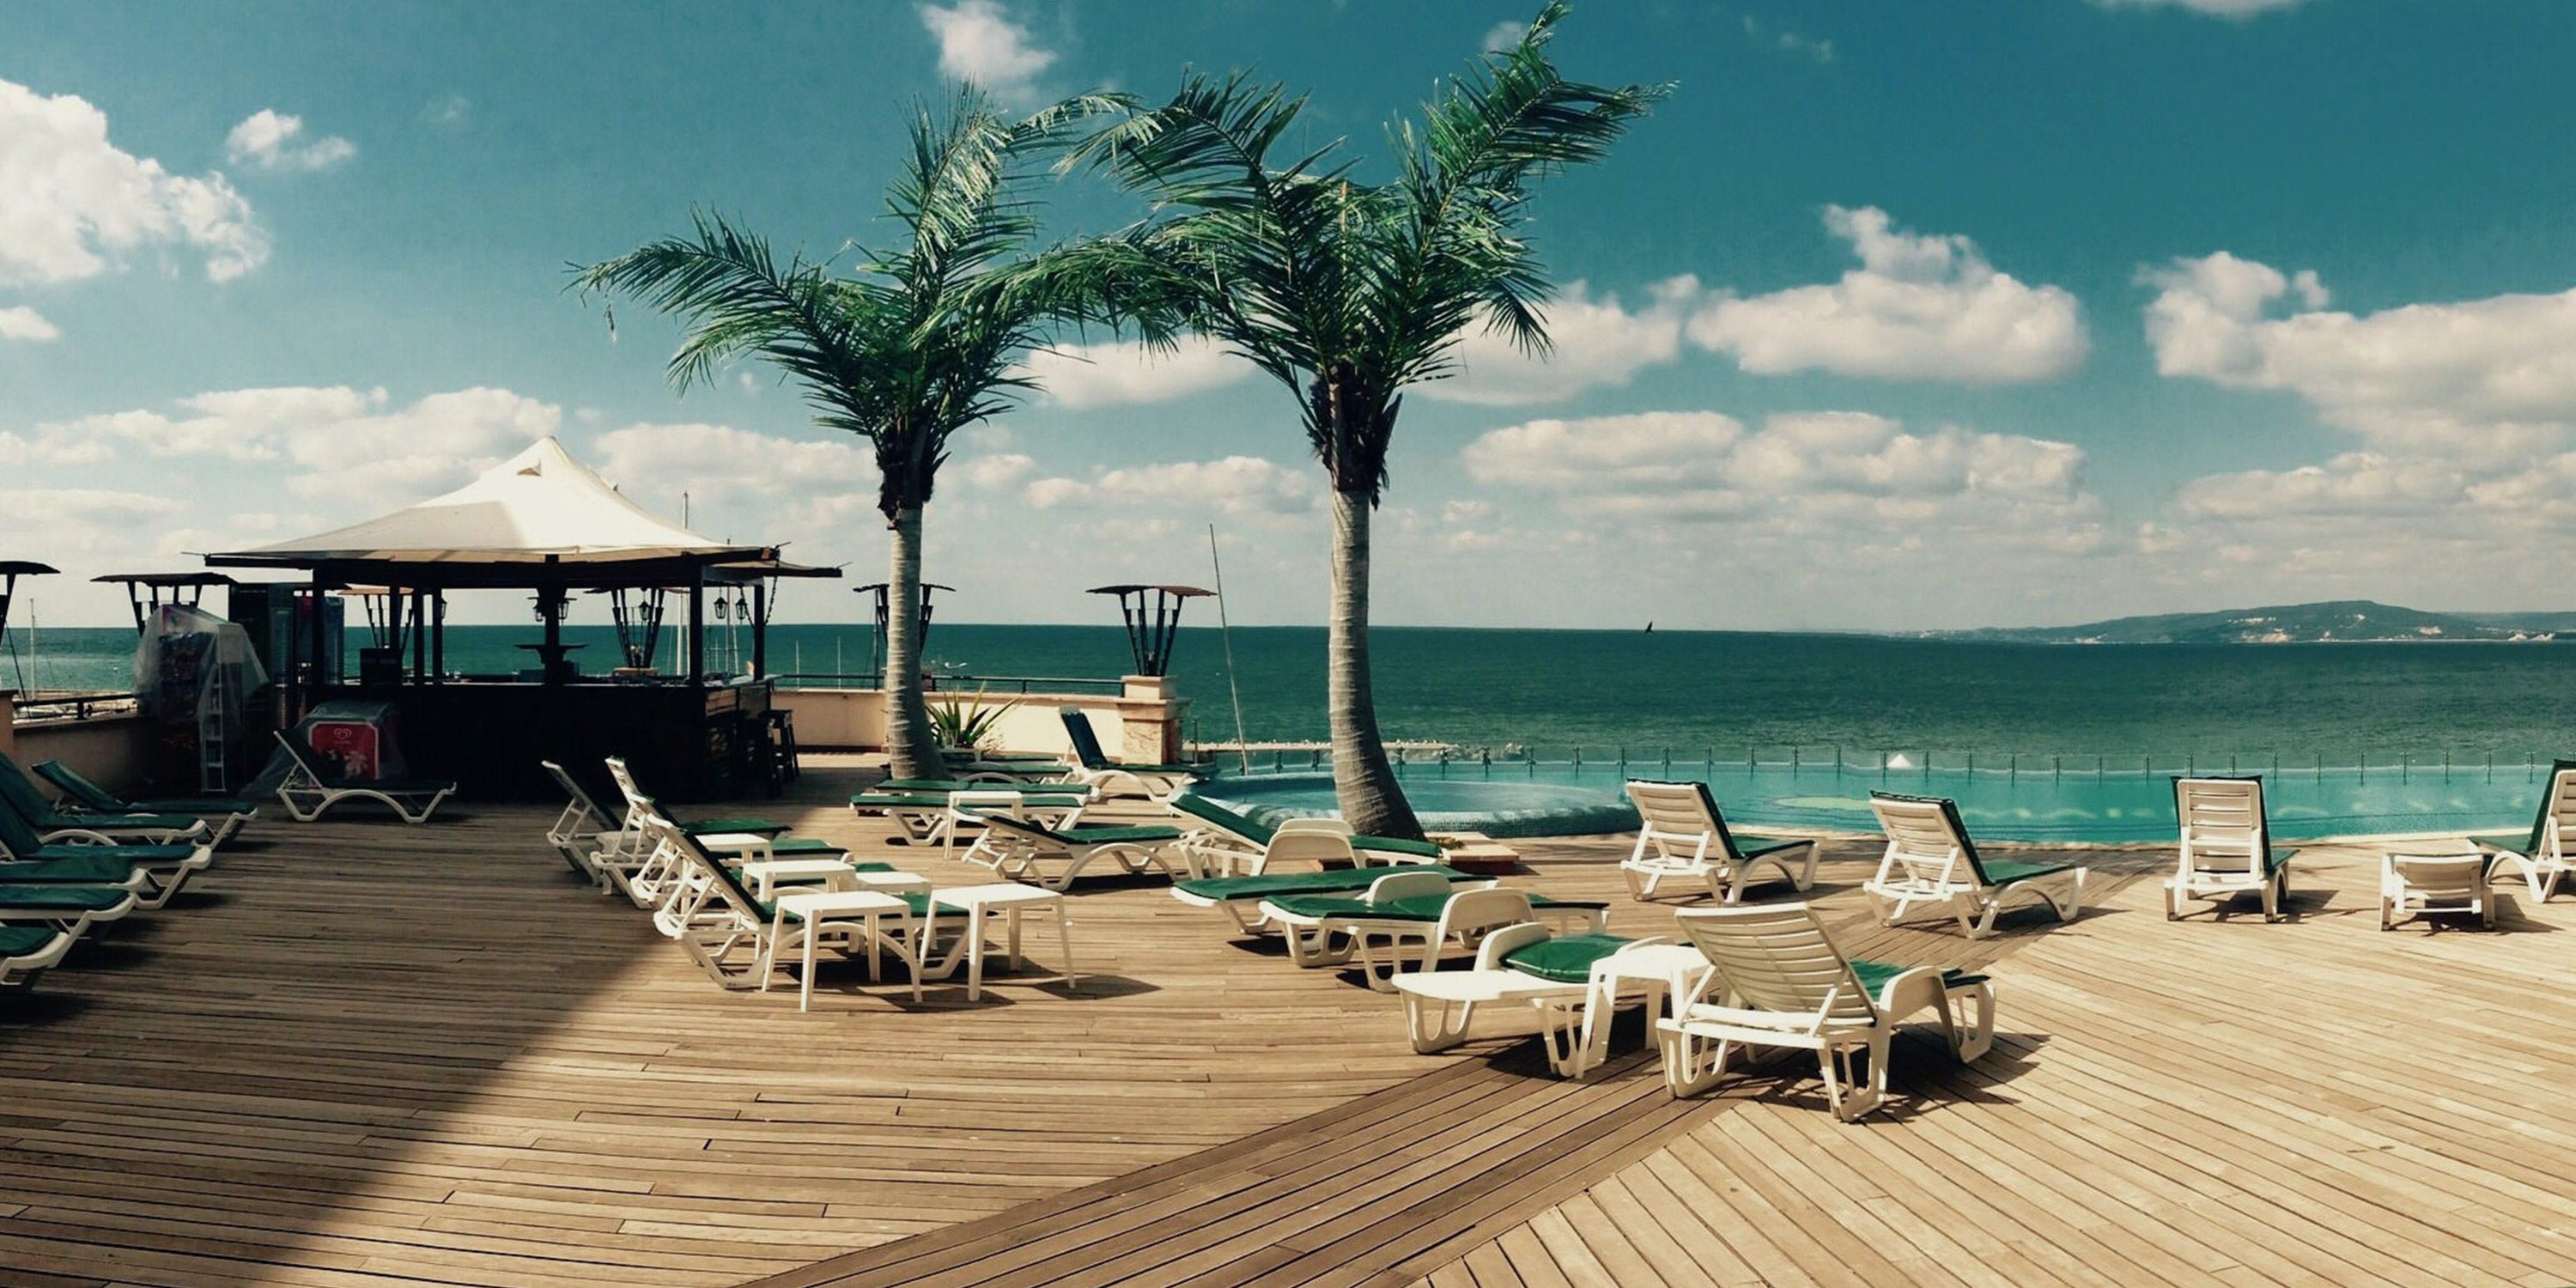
10, 622, 2574, 769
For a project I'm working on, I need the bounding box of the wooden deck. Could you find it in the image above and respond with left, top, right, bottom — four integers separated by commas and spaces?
6, 769, 2576, 1287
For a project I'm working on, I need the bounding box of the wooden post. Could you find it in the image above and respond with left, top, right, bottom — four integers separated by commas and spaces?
688, 575, 705, 686
307, 569, 328, 710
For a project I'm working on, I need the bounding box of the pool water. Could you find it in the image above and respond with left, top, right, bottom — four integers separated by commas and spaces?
1201, 762, 2557, 842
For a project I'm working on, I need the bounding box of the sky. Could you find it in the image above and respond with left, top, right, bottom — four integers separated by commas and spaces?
6, 0, 2576, 631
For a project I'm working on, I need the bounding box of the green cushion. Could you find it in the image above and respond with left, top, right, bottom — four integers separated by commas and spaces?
1978, 858, 2081, 884
27, 843, 196, 866
2469, 832, 2530, 855
1735, 835, 1809, 860
1054, 824, 1182, 845
0, 925, 60, 955
852, 793, 1087, 809
0, 855, 148, 882
39, 811, 201, 833
1501, 933, 1637, 983
1167, 793, 1274, 846
2265, 846, 2297, 874
766, 837, 846, 857
127, 797, 260, 816
1352, 835, 1443, 860
0, 884, 129, 910
1849, 957, 1987, 997
876, 779, 1061, 793
1176, 865, 1471, 902
1267, 891, 1606, 922
686, 817, 788, 836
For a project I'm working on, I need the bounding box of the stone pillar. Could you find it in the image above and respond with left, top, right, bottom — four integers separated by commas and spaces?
1117, 676, 1192, 763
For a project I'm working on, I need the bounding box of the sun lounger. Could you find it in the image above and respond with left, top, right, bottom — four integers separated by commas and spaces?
957, 808, 1181, 890
1171, 863, 1478, 934
1864, 793, 2086, 938
1163, 790, 1444, 878
1058, 708, 1206, 799
1656, 902, 1996, 1120
646, 812, 933, 993
1621, 780, 1818, 903
601, 757, 845, 905
271, 732, 456, 823
1260, 869, 1610, 989
2470, 760, 2576, 902
0, 880, 143, 941
0, 923, 75, 988
30, 758, 255, 844
2169, 776, 2296, 920
0, 805, 208, 909
0, 750, 210, 847
1390, 924, 1706, 1077
848, 785, 1091, 844
2382, 850, 2494, 930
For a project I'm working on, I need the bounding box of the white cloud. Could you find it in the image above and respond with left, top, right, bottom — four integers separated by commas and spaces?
1024, 455, 1316, 518
1690, 205, 2087, 384
0, 306, 59, 342
919, 1, 1057, 101
422, 95, 471, 127
1464, 408, 2098, 536
2093, 0, 2312, 15
2142, 251, 2576, 459
958, 453, 1036, 489
1017, 335, 1257, 409
1741, 15, 1834, 64
29, 386, 559, 502
1429, 277, 1699, 406
590, 422, 872, 507
225, 109, 356, 173
1482, 21, 1526, 53
0, 488, 183, 554
0, 77, 267, 285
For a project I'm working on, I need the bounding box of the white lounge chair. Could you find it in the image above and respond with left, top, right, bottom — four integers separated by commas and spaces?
1057, 708, 1206, 799
0, 797, 210, 910
539, 760, 617, 881
0, 750, 210, 847
2471, 761, 2576, 902
1864, 793, 2086, 939
1621, 780, 1818, 903
1170, 862, 1480, 936
0, 923, 73, 988
601, 757, 846, 908
0, 879, 144, 943
956, 808, 1182, 890
1163, 790, 1446, 878
2381, 851, 2494, 931
644, 811, 932, 993
1656, 902, 1996, 1121
271, 732, 456, 823
848, 784, 1090, 846
1391, 923, 1705, 1078
31, 758, 258, 846
1258, 870, 1609, 990
2169, 776, 2297, 921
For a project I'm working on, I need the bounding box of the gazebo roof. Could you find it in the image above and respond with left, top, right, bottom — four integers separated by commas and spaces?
205, 438, 774, 586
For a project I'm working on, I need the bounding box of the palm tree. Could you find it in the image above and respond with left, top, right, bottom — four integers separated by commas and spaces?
1074, 3, 1665, 837
576, 89, 1147, 780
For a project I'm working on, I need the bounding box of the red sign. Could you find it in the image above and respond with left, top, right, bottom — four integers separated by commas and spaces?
308, 720, 382, 781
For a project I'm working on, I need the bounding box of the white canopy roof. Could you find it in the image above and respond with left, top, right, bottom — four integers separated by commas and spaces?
210, 438, 769, 569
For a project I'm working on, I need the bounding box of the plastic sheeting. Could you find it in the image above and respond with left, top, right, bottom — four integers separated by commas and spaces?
133, 603, 269, 730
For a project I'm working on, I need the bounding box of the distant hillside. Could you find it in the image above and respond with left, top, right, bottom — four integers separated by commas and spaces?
1938, 600, 2576, 644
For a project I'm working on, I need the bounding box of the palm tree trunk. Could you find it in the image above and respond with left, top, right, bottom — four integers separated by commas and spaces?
1327, 487, 1424, 841
882, 507, 946, 780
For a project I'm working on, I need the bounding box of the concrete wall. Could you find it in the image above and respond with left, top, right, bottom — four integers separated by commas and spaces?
777, 677, 1193, 762
2, 693, 154, 793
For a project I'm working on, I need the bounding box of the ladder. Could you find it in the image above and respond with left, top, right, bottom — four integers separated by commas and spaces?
198, 661, 229, 793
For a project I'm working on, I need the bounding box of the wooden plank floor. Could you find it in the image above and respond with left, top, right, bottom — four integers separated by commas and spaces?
7, 765, 2576, 1287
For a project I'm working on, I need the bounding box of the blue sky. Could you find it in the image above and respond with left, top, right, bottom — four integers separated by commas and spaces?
7, 0, 2576, 630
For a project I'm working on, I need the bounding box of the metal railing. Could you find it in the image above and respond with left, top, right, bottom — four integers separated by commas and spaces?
1201, 743, 2567, 785
9, 690, 139, 723
773, 671, 1129, 696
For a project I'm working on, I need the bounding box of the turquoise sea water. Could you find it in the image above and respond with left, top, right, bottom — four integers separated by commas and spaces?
10, 622, 2574, 766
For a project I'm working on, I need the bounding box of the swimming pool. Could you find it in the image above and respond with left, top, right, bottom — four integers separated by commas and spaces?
1198, 761, 2557, 842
